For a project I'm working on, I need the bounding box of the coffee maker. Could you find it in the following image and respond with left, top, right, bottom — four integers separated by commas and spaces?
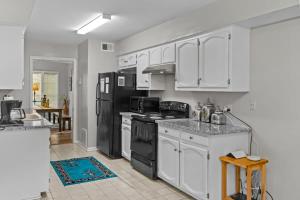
0, 100, 26, 125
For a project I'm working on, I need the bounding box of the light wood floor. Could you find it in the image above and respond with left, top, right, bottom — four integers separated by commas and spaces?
42, 144, 193, 200
50, 128, 72, 145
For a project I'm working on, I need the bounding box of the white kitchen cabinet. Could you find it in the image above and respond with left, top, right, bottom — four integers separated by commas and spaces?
149, 47, 161, 66
136, 50, 165, 90
0, 26, 25, 89
158, 135, 180, 187
149, 43, 175, 66
175, 38, 199, 88
180, 142, 208, 200
157, 124, 249, 200
118, 53, 137, 69
199, 31, 230, 88
121, 124, 131, 160
161, 43, 175, 64
175, 26, 250, 92
136, 50, 151, 88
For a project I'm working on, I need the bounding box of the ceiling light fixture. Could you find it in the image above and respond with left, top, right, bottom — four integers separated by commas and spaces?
77, 14, 111, 35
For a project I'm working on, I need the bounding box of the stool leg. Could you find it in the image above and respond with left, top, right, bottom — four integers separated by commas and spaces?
69, 119, 71, 130
261, 165, 267, 200
246, 168, 252, 200
235, 166, 241, 194
221, 162, 227, 200
62, 119, 66, 131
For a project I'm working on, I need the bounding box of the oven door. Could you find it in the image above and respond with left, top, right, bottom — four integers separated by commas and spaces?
131, 118, 157, 160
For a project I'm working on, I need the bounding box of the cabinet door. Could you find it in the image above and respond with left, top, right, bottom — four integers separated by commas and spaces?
0, 27, 24, 89
127, 53, 137, 66
199, 32, 230, 88
162, 43, 175, 63
180, 142, 208, 199
121, 125, 131, 160
149, 47, 161, 66
176, 39, 199, 88
136, 51, 150, 89
158, 135, 180, 187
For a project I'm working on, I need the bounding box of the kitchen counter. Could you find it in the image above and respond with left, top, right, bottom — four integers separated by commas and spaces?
120, 112, 145, 117
157, 118, 250, 137
0, 113, 53, 131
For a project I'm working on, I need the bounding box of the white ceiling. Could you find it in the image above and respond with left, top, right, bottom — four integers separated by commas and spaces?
0, 0, 36, 26
26, 0, 216, 44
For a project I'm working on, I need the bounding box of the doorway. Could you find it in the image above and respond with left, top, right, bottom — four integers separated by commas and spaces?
29, 56, 78, 145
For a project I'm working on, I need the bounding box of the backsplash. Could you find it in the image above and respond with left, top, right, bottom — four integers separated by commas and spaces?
149, 75, 246, 116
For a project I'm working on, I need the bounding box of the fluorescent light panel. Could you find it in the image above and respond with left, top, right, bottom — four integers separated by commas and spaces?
77, 14, 111, 35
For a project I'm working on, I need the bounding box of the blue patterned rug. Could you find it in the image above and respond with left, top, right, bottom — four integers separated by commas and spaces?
51, 157, 117, 186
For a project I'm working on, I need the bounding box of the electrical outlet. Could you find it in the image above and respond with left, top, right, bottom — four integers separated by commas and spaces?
250, 101, 256, 112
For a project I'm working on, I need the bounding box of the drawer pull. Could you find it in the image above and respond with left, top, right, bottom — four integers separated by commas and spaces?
174, 149, 177, 152
189, 136, 193, 140
165, 130, 168, 133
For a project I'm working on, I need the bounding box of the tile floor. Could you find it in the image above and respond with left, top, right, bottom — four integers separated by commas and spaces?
44, 144, 193, 200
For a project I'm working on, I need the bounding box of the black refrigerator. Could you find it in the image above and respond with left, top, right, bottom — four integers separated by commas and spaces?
96, 72, 147, 158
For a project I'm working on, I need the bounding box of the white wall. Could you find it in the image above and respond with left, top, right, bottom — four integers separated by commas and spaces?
77, 39, 117, 149
7, 40, 77, 108
116, 0, 298, 54
33, 60, 72, 107
116, 16, 300, 200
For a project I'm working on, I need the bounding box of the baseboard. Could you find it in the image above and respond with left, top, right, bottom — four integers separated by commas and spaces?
86, 146, 99, 152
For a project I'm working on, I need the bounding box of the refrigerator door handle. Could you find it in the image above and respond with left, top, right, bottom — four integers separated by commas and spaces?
96, 100, 100, 115
96, 82, 100, 99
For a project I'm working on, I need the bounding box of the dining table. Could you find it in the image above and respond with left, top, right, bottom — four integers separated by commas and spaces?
33, 106, 63, 132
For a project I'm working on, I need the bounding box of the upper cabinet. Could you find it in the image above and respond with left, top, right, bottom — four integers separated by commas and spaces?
175, 38, 199, 88
136, 50, 165, 90
176, 26, 250, 92
149, 43, 175, 66
118, 53, 137, 69
0, 26, 25, 90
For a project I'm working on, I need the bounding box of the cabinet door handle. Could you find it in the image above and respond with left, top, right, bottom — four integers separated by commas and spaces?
165, 130, 168, 133
189, 136, 193, 140
179, 150, 182, 153
174, 149, 177, 152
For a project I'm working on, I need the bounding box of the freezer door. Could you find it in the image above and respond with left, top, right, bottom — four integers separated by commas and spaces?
97, 100, 113, 156
99, 73, 114, 101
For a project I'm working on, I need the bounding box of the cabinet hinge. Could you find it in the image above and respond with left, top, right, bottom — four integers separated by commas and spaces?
227, 79, 231, 85
207, 193, 210, 199
207, 153, 210, 160
228, 34, 231, 40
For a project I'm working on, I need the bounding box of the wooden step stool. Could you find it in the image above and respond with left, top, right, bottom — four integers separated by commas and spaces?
220, 156, 268, 200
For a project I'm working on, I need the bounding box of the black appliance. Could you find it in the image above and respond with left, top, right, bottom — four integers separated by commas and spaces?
0, 100, 25, 126
96, 72, 147, 158
129, 96, 160, 114
131, 101, 190, 179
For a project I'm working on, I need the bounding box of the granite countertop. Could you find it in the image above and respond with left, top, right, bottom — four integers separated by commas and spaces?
157, 118, 250, 137
0, 113, 53, 131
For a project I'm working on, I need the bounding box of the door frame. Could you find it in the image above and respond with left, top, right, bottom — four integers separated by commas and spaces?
29, 56, 78, 144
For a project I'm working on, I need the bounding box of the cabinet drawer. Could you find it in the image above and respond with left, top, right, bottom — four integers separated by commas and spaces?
122, 117, 131, 126
158, 126, 180, 138
180, 132, 209, 146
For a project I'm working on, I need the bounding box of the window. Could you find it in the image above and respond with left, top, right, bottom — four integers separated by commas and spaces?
33, 71, 59, 108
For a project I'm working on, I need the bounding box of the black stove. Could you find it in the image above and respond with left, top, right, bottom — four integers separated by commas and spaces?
130, 101, 189, 179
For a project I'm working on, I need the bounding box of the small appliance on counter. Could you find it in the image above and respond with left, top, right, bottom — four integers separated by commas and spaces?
211, 106, 227, 125
201, 98, 216, 123
0, 100, 26, 126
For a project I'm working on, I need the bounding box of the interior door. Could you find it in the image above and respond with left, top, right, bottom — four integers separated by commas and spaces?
180, 142, 208, 199
158, 135, 180, 187
136, 51, 150, 89
97, 100, 113, 156
199, 32, 230, 88
176, 38, 199, 88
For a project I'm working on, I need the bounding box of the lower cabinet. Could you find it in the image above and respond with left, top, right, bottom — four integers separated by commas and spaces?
158, 135, 180, 187
180, 142, 208, 199
121, 124, 131, 160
